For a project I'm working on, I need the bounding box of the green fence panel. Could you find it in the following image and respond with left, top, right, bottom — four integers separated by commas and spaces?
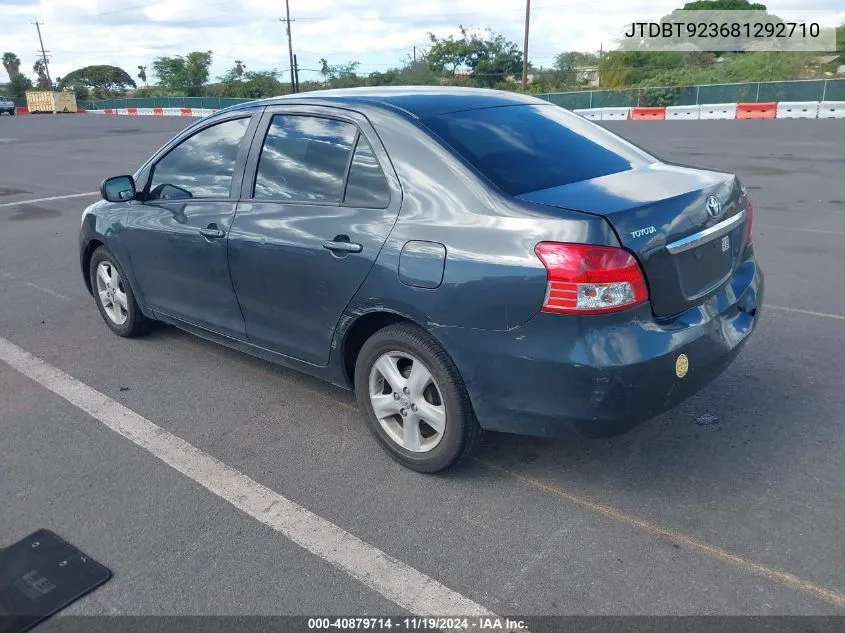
592, 90, 638, 108
546, 91, 591, 109
759, 80, 824, 103
540, 78, 845, 109
821, 79, 845, 101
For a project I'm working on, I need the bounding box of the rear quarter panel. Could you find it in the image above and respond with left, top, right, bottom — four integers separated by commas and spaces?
341, 107, 618, 332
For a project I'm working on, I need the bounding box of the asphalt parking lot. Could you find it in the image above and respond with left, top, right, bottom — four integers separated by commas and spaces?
1, 113, 844, 620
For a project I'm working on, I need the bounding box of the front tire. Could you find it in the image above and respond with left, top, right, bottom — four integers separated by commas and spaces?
89, 246, 150, 338
354, 323, 482, 473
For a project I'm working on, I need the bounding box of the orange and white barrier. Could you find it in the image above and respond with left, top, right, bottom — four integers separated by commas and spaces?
83, 101, 845, 122
736, 102, 777, 120
87, 107, 220, 118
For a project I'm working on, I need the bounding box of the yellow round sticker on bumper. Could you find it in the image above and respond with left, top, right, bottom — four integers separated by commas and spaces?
675, 354, 689, 378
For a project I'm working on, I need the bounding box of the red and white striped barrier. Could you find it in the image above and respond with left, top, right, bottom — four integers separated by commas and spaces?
88, 107, 220, 118
80, 101, 845, 121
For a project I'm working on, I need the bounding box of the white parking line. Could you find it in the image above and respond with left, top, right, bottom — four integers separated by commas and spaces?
0, 191, 99, 208
0, 337, 495, 621
26, 282, 70, 301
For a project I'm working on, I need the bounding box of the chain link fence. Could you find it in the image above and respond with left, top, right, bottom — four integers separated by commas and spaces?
539, 78, 845, 109
20, 78, 845, 111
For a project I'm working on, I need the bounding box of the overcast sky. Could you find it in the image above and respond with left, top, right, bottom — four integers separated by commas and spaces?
2, 0, 843, 84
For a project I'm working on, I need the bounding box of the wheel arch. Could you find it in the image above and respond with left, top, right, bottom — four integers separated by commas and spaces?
81, 238, 105, 296
340, 310, 429, 388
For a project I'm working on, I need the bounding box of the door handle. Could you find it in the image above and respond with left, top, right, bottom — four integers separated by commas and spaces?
199, 227, 225, 239
322, 240, 362, 254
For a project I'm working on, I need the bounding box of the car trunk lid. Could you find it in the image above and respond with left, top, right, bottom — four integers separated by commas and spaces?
517, 163, 749, 317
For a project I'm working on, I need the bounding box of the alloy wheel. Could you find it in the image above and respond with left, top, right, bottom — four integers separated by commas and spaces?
368, 351, 447, 452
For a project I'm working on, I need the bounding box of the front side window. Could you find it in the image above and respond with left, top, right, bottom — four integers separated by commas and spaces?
254, 115, 357, 202
148, 117, 250, 200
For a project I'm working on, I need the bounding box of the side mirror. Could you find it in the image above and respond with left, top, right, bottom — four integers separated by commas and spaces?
100, 175, 137, 202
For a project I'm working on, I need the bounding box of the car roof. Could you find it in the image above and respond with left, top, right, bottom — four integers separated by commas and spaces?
227, 86, 548, 120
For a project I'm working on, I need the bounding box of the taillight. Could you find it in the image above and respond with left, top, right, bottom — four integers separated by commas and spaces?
534, 242, 649, 315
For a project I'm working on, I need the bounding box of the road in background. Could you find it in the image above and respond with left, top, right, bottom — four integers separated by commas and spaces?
1, 114, 843, 616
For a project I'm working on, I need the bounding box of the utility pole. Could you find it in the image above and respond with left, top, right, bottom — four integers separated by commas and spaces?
413, 46, 416, 63
32, 21, 53, 88
521, 0, 531, 90
280, 1, 296, 93
293, 54, 300, 93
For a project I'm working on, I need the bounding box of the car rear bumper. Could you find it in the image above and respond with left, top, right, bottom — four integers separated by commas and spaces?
436, 254, 763, 439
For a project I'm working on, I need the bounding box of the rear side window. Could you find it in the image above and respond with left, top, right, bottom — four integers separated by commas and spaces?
149, 117, 250, 200
343, 137, 390, 208
254, 115, 357, 202
423, 104, 655, 196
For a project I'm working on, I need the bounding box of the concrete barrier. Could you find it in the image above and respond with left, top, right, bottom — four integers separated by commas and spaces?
601, 107, 630, 121
665, 105, 700, 120
573, 108, 602, 121
15, 107, 30, 115
776, 101, 819, 119
699, 103, 737, 120
631, 106, 666, 120
736, 102, 777, 120
818, 101, 845, 119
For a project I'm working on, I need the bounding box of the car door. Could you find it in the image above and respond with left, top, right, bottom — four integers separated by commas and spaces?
123, 112, 260, 337
227, 106, 402, 365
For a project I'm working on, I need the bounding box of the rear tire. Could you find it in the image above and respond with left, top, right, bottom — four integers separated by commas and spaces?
89, 246, 150, 338
354, 323, 482, 473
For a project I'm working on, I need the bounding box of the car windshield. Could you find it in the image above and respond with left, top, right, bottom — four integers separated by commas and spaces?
423, 104, 656, 196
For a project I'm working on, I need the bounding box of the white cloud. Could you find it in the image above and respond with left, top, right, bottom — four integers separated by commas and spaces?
2, 0, 842, 84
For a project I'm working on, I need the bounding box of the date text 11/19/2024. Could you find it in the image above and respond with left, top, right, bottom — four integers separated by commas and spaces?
307, 617, 529, 630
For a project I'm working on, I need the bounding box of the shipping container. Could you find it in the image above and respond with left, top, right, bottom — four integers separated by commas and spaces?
25, 91, 78, 113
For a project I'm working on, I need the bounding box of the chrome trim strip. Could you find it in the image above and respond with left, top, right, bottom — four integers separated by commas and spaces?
665, 210, 746, 255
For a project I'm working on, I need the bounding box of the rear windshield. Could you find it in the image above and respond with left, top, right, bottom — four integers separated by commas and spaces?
423, 104, 655, 196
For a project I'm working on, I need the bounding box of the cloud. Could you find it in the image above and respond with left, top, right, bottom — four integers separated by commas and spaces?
3, 0, 842, 83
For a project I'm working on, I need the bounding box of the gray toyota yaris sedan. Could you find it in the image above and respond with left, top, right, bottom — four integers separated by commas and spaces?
80, 87, 763, 472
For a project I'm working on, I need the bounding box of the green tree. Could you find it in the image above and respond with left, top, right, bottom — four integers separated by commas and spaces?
137, 65, 147, 86
426, 26, 522, 87
33, 59, 51, 89
234, 60, 246, 78
555, 51, 599, 72
152, 51, 213, 96
681, 0, 766, 9
58, 65, 136, 98
214, 69, 289, 98
2, 52, 21, 81
319, 59, 362, 88
6, 73, 33, 97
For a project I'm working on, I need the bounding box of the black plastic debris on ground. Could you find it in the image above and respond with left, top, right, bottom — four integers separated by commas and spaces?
0, 529, 111, 633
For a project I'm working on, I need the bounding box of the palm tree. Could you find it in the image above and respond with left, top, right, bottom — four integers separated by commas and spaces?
137, 65, 147, 87
2, 52, 21, 81
33, 59, 51, 89
234, 60, 246, 78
